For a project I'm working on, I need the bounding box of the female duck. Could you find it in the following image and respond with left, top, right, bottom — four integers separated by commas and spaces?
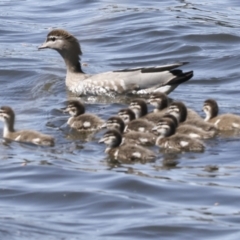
38, 29, 193, 96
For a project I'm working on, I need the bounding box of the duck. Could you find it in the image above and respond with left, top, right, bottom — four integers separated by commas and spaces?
117, 108, 155, 133
104, 116, 156, 145
38, 29, 193, 96
203, 99, 240, 130
63, 100, 104, 131
154, 118, 205, 152
166, 102, 216, 139
0, 106, 54, 146
129, 98, 166, 124
99, 129, 156, 163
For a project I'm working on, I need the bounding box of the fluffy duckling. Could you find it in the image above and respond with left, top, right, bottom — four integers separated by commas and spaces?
0, 106, 54, 146
104, 116, 156, 145
99, 129, 156, 163
117, 108, 155, 133
129, 98, 166, 124
63, 100, 104, 131
154, 118, 205, 152
203, 99, 240, 130
167, 102, 216, 139
38, 29, 193, 96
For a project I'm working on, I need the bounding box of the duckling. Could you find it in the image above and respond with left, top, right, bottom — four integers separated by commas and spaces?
154, 118, 205, 152
38, 29, 193, 96
63, 100, 104, 131
117, 108, 155, 133
0, 106, 54, 146
129, 98, 166, 124
104, 116, 156, 145
99, 129, 156, 163
203, 99, 240, 130
167, 102, 216, 139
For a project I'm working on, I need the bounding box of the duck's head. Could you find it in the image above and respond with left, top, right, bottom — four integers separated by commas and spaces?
63, 100, 85, 117
129, 99, 148, 118
152, 118, 176, 137
104, 116, 125, 133
38, 29, 82, 55
117, 108, 136, 124
167, 101, 187, 123
203, 99, 219, 121
98, 129, 122, 148
148, 92, 169, 110
0, 106, 15, 123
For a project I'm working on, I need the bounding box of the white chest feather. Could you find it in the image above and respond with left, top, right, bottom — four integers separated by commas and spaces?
180, 141, 189, 147
214, 119, 221, 127
32, 138, 41, 145
138, 127, 145, 132
113, 149, 119, 159
189, 133, 200, 139
15, 135, 21, 141
132, 152, 141, 158
83, 121, 91, 128
232, 122, 240, 128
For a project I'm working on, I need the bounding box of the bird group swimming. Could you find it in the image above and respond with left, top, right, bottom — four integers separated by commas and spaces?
0, 29, 240, 163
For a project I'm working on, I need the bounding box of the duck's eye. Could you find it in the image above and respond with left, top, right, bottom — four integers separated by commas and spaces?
51, 37, 56, 42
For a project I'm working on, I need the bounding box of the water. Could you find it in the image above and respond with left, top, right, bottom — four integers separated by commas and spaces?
0, 0, 240, 239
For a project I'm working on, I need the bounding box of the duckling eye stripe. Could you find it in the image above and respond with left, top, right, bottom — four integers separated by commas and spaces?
47, 36, 58, 41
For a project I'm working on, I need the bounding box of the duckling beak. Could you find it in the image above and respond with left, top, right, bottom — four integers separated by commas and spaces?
98, 137, 105, 143
38, 41, 48, 50
60, 107, 70, 113
152, 126, 158, 131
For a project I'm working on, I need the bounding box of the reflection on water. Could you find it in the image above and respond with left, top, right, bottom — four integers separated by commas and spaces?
0, 0, 240, 239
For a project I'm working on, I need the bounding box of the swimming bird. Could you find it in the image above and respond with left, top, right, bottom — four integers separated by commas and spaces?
38, 29, 193, 96
117, 108, 155, 133
154, 118, 205, 152
167, 102, 216, 139
104, 116, 156, 145
63, 100, 104, 131
0, 106, 54, 146
99, 129, 156, 163
129, 98, 166, 124
203, 99, 240, 130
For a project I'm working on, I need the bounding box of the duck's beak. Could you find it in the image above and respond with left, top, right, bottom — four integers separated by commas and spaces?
152, 126, 158, 131
98, 137, 105, 143
60, 107, 69, 113
38, 41, 48, 50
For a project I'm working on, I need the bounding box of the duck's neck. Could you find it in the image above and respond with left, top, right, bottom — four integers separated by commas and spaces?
158, 99, 168, 111
59, 49, 84, 73
204, 111, 212, 122
58, 50, 86, 89
3, 119, 14, 138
